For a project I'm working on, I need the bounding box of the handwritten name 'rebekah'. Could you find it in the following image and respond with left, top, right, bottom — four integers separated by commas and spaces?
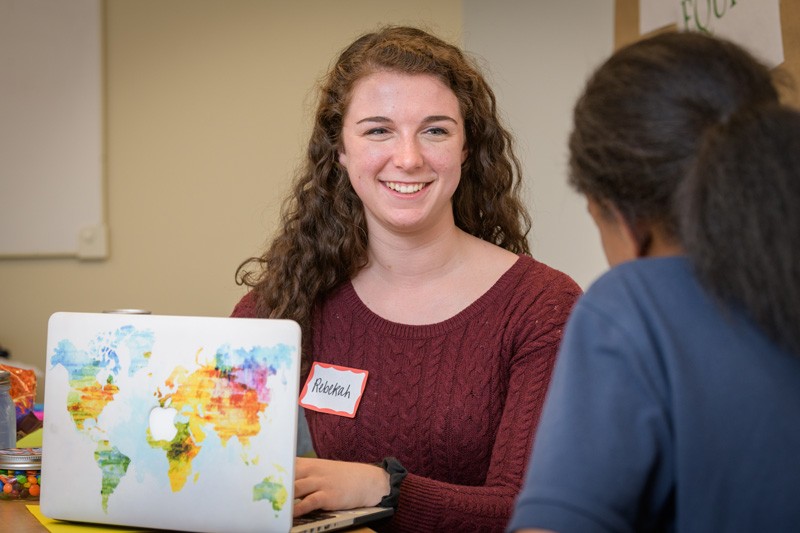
311, 378, 352, 399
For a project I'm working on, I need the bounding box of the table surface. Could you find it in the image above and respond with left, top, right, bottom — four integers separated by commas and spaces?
0, 501, 375, 532
1, 501, 46, 533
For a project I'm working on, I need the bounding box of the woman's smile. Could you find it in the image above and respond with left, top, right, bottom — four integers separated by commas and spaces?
382, 181, 430, 194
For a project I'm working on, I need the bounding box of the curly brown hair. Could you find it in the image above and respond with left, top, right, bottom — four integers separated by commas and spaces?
236, 26, 531, 365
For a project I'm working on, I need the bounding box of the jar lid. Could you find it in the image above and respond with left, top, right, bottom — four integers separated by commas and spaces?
0, 370, 10, 384
0, 447, 42, 469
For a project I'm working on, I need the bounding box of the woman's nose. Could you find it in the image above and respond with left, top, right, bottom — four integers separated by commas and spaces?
392, 135, 424, 170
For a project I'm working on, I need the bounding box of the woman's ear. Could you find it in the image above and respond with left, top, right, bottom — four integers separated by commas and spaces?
586, 198, 641, 267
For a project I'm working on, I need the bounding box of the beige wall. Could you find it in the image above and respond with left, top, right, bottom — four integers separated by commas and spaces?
0, 0, 462, 400
2, 1, 617, 404
464, 1, 612, 289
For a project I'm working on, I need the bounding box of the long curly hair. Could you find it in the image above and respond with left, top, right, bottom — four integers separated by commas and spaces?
236, 26, 531, 364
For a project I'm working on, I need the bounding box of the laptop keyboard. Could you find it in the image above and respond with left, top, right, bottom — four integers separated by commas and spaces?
293, 511, 337, 525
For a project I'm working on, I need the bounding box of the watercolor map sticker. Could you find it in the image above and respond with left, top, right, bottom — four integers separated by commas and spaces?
49, 324, 294, 514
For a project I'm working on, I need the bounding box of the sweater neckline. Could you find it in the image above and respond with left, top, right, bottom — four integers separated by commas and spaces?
338, 254, 532, 338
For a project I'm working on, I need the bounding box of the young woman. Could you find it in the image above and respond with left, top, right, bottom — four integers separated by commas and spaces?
232, 26, 581, 532
509, 31, 800, 532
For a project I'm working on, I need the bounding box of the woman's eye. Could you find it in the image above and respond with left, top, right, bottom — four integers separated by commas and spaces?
425, 127, 448, 136
365, 127, 389, 135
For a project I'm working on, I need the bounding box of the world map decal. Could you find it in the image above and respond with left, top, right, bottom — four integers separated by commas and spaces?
49, 324, 294, 514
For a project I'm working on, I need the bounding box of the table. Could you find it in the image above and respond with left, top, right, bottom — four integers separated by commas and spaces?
1, 501, 45, 533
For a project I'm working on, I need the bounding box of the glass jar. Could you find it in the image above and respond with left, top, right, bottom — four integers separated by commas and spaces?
0, 370, 16, 449
0, 447, 41, 501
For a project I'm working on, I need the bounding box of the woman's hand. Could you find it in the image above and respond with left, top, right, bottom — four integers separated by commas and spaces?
293, 457, 390, 517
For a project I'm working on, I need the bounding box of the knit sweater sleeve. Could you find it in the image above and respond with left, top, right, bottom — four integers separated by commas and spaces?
389, 267, 581, 532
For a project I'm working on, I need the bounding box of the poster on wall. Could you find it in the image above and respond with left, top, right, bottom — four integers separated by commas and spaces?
639, 0, 784, 67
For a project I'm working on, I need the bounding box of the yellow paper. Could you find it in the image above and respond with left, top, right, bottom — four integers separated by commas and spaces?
17, 427, 43, 447
27, 505, 155, 532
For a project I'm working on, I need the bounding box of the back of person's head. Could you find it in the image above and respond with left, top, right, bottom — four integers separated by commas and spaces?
310, 25, 529, 250
569, 31, 779, 236
569, 30, 800, 355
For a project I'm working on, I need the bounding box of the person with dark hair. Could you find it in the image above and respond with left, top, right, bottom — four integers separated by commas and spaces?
508, 31, 800, 533
232, 26, 581, 531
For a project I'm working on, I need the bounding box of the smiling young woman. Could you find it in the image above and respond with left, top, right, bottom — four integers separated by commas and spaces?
233, 26, 581, 532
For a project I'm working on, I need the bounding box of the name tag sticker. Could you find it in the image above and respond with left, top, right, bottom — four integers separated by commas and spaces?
299, 362, 368, 418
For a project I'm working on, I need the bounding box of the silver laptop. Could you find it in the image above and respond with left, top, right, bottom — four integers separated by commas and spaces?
40, 312, 391, 533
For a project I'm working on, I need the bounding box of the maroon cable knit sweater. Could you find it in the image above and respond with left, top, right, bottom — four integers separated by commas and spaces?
231, 255, 581, 532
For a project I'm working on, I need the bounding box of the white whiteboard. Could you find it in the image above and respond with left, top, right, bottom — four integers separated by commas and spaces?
0, 0, 106, 259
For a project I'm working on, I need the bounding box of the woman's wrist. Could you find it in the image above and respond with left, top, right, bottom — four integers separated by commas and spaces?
376, 457, 407, 509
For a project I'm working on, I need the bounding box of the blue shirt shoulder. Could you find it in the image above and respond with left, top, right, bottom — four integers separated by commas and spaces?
508, 257, 800, 533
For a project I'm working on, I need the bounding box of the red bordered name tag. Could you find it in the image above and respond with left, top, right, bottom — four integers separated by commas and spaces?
299, 362, 368, 418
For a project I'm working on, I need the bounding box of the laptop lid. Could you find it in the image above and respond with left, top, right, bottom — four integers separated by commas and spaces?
40, 312, 301, 533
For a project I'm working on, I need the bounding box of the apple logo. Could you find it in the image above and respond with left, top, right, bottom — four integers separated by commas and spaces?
148, 406, 178, 442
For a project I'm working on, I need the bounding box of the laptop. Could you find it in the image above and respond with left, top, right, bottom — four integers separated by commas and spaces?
40, 312, 392, 533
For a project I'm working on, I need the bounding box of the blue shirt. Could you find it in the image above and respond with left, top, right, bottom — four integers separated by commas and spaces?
508, 257, 800, 533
